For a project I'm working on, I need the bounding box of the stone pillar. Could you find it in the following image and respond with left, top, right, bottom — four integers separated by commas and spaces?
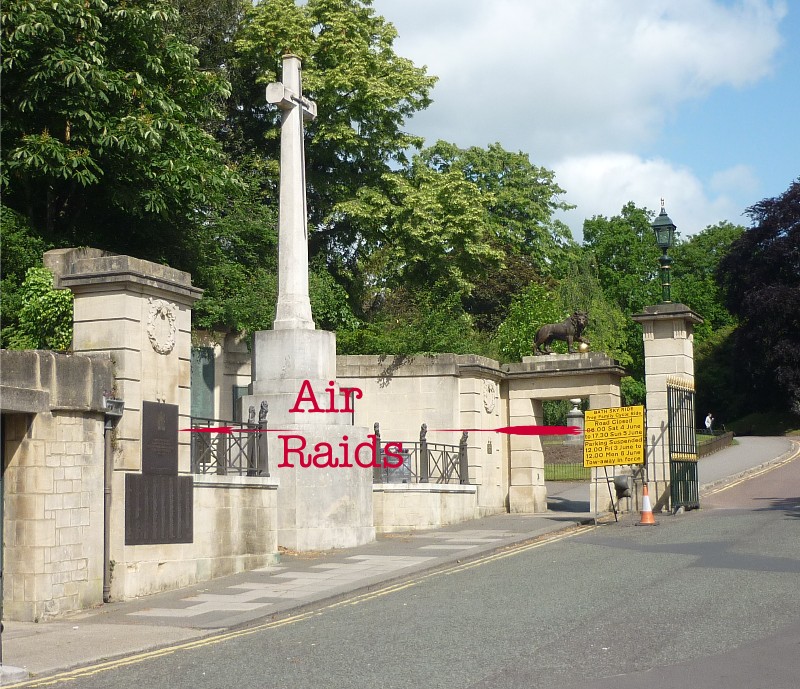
506, 393, 547, 513
565, 399, 584, 444
632, 303, 702, 510
46, 249, 202, 473
45, 249, 202, 599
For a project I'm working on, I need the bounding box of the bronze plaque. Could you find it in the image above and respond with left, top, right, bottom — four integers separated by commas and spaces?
125, 474, 193, 545
142, 401, 178, 475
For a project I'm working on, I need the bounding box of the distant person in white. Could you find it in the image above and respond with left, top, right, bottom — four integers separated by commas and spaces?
705, 413, 714, 434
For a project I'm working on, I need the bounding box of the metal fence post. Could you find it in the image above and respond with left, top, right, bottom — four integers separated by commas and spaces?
419, 423, 429, 483
246, 405, 257, 476
373, 422, 383, 483
257, 401, 269, 477
458, 431, 469, 484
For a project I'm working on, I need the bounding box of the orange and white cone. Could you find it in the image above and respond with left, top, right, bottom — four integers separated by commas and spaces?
639, 483, 656, 525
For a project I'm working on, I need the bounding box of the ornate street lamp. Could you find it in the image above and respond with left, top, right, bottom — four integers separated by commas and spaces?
651, 200, 676, 302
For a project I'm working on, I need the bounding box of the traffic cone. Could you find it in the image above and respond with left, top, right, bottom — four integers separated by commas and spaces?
639, 483, 656, 525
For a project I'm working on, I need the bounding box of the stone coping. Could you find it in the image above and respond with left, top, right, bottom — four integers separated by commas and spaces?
193, 474, 280, 489
0, 349, 113, 412
631, 302, 703, 324
338, 352, 625, 381
505, 352, 626, 379
45, 249, 202, 303
337, 353, 502, 379
373, 483, 477, 494
0, 385, 50, 413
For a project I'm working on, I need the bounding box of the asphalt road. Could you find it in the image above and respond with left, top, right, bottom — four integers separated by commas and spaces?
33, 440, 800, 689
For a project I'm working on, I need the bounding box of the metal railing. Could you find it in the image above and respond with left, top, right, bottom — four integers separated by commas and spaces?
190, 411, 268, 476
697, 430, 734, 457
372, 423, 469, 485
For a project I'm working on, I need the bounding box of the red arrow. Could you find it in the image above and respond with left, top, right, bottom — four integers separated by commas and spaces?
430, 426, 580, 436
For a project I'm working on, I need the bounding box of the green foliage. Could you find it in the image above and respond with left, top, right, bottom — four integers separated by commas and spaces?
5, 267, 73, 351
581, 202, 661, 379
419, 141, 575, 271
671, 221, 744, 341
493, 282, 563, 361
582, 202, 660, 314
556, 250, 631, 366
543, 400, 569, 426
229, 0, 436, 304
340, 159, 500, 300
1, 0, 238, 261
0, 205, 51, 347
620, 377, 646, 407
716, 179, 800, 413
337, 287, 487, 356
694, 325, 747, 423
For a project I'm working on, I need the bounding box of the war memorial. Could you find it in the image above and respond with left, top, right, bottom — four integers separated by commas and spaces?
0, 56, 701, 622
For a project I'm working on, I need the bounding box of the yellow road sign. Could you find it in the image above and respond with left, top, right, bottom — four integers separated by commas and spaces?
583, 405, 644, 467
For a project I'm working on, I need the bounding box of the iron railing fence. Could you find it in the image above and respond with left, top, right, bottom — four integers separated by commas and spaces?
189, 416, 267, 476
373, 423, 469, 485
697, 430, 734, 458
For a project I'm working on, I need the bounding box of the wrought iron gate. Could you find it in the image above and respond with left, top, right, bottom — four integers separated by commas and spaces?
667, 378, 699, 510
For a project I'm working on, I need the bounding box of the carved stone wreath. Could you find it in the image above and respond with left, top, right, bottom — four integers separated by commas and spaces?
483, 379, 498, 414
147, 298, 177, 355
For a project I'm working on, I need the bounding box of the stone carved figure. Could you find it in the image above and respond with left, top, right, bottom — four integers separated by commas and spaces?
258, 400, 269, 425
533, 311, 590, 355
247, 406, 256, 425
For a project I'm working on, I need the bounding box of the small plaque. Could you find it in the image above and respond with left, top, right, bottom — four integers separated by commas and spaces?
142, 401, 178, 475
125, 474, 193, 545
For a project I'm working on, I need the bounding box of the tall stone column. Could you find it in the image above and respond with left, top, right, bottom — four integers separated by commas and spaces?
632, 303, 702, 509
242, 55, 374, 550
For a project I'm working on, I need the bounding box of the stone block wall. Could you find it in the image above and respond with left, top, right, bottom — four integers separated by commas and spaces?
1, 350, 112, 621
372, 484, 478, 533
109, 474, 279, 600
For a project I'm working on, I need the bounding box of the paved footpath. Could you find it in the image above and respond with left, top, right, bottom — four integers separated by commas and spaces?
2, 436, 797, 683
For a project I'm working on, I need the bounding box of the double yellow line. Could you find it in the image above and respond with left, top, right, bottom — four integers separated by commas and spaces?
6, 524, 594, 687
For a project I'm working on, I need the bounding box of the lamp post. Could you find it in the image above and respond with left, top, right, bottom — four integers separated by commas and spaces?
651, 200, 676, 303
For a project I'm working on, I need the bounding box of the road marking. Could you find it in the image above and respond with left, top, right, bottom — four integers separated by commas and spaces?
5, 524, 593, 688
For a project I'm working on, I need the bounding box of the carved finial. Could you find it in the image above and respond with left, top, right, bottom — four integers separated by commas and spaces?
248, 405, 256, 425
259, 400, 268, 424
420, 423, 428, 441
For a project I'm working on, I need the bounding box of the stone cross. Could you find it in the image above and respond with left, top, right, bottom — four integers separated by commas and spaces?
266, 54, 318, 331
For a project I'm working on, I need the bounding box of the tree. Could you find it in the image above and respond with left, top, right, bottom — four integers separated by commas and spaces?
0, 205, 48, 347
419, 141, 575, 270
339, 156, 500, 301
671, 221, 744, 341
493, 282, 563, 361
1, 0, 238, 264
582, 202, 661, 379
717, 179, 800, 413
228, 0, 436, 306
4, 267, 73, 351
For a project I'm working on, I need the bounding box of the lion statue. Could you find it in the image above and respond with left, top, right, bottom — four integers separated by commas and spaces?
533, 311, 589, 355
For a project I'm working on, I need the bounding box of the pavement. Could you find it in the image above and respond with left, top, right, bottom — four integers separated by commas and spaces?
1, 435, 797, 685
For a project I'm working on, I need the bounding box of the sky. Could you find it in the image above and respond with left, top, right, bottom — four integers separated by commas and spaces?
370, 0, 800, 240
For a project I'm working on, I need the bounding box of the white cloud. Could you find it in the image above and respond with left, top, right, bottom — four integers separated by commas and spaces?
378, 0, 785, 159
553, 153, 748, 240
372, 0, 785, 240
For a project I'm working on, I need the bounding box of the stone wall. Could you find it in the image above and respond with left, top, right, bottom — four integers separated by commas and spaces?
337, 354, 507, 516
1, 350, 112, 621
109, 474, 278, 600
372, 484, 478, 533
